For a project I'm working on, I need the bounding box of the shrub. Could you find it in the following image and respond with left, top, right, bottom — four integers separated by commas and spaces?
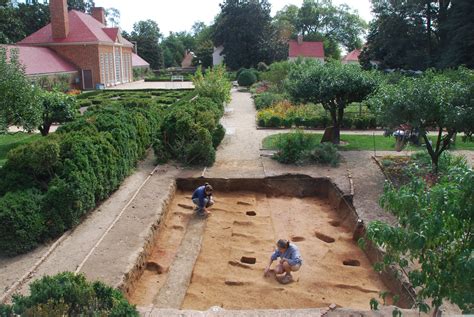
261, 61, 291, 90
254, 92, 286, 110
0, 190, 45, 256
193, 65, 232, 104
309, 143, 341, 166
8, 272, 138, 316
238, 70, 257, 87
158, 96, 225, 166
273, 130, 315, 164
212, 124, 226, 148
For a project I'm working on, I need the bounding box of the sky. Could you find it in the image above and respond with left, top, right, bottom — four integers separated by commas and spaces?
94, 0, 374, 35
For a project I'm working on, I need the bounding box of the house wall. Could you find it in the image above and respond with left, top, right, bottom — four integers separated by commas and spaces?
99, 45, 133, 87
212, 46, 224, 66
51, 44, 101, 89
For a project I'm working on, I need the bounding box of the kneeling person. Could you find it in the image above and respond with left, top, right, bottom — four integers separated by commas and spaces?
264, 239, 302, 284
192, 183, 214, 217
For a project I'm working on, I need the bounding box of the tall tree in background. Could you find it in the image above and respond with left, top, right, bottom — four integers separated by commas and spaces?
67, 0, 95, 13
106, 7, 120, 27
161, 33, 186, 67
192, 21, 214, 68
124, 20, 163, 70
361, 0, 473, 70
213, 0, 283, 69
438, 0, 474, 68
273, 0, 366, 60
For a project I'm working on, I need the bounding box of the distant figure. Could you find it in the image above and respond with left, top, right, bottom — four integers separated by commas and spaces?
191, 183, 214, 217
264, 239, 302, 284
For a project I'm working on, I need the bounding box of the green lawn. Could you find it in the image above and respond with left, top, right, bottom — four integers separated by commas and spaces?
0, 133, 42, 166
262, 133, 474, 151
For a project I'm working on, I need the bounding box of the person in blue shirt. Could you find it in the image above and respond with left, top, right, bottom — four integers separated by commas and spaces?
191, 183, 214, 217
264, 239, 302, 284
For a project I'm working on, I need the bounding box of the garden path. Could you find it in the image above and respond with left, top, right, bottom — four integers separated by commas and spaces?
207, 89, 397, 225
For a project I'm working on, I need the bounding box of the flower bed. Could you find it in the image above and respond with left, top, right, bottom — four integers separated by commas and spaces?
257, 101, 377, 129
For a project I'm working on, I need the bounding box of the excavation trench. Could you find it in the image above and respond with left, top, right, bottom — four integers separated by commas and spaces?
126, 175, 414, 310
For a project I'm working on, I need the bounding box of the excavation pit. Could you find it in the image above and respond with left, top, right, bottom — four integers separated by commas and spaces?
128, 175, 411, 310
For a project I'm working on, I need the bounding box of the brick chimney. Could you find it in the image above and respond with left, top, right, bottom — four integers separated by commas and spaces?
50, 0, 69, 39
297, 34, 303, 45
91, 7, 106, 25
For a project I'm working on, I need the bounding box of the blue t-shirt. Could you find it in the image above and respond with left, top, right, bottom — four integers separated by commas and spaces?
271, 243, 302, 266
192, 186, 209, 208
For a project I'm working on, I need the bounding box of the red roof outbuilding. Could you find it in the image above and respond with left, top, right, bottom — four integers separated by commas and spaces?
2, 45, 77, 76
289, 40, 325, 59
342, 49, 361, 63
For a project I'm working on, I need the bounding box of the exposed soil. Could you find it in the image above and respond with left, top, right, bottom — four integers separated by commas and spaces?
130, 189, 390, 310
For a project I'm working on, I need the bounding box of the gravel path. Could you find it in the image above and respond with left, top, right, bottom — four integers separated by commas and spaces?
207, 89, 397, 225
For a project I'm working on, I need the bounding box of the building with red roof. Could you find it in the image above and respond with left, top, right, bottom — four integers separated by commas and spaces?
288, 35, 325, 62
2, 45, 78, 77
342, 48, 361, 64
13, 0, 148, 89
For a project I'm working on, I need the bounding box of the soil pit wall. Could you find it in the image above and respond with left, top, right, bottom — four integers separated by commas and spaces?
128, 175, 414, 310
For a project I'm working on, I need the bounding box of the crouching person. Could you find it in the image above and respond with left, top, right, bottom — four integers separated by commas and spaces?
192, 183, 214, 217
264, 239, 302, 284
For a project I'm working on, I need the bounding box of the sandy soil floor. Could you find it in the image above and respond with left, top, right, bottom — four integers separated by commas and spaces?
130, 190, 390, 310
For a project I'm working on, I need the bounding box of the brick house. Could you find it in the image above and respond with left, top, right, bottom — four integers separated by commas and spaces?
16, 0, 136, 89
288, 35, 325, 62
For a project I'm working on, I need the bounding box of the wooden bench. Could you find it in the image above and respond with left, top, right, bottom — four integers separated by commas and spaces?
171, 75, 184, 82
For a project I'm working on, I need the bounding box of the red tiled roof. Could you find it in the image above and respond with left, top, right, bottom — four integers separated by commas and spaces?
342, 49, 361, 62
103, 27, 119, 42
2, 45, 77, 75
18, 10, 132, 46
132, 53, 150, 67
289, 40, 324, 58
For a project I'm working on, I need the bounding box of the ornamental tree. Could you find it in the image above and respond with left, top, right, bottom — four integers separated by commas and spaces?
368, 68, 474, 173
0, 47, 42, 132
366, 164, 474, 315
38, 90, 77, 136
286, 60, 377, 144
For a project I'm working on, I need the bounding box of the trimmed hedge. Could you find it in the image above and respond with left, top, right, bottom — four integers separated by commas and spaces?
2, 272, 137, 316
157, 96, 224, 166
257, 101, 377, 129
0, 102, 165, 255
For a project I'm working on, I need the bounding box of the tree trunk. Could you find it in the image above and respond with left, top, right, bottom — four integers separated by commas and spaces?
39, 123, 50, 136
423, 133, 439, 174
329, 108, 340, 144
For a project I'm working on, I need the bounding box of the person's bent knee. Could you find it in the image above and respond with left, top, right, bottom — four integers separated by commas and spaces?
291, 263, 301, 272
275, 264, 284, 274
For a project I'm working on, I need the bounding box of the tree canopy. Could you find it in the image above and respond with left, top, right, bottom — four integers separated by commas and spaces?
287, 60, 377, 144
0, 47, 42, 132
360, 0, 474, 70
124, 20, 164, 70
273, 0, 367, 59
368, 68, 474, 172
213, 0, 286, 69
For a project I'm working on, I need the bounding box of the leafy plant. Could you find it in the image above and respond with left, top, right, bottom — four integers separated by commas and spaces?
366, 165, 474, 314
193, 65, 232, 104
273, 130, 315, 164
6, 272, 138, 316
309, 142, 341, 166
